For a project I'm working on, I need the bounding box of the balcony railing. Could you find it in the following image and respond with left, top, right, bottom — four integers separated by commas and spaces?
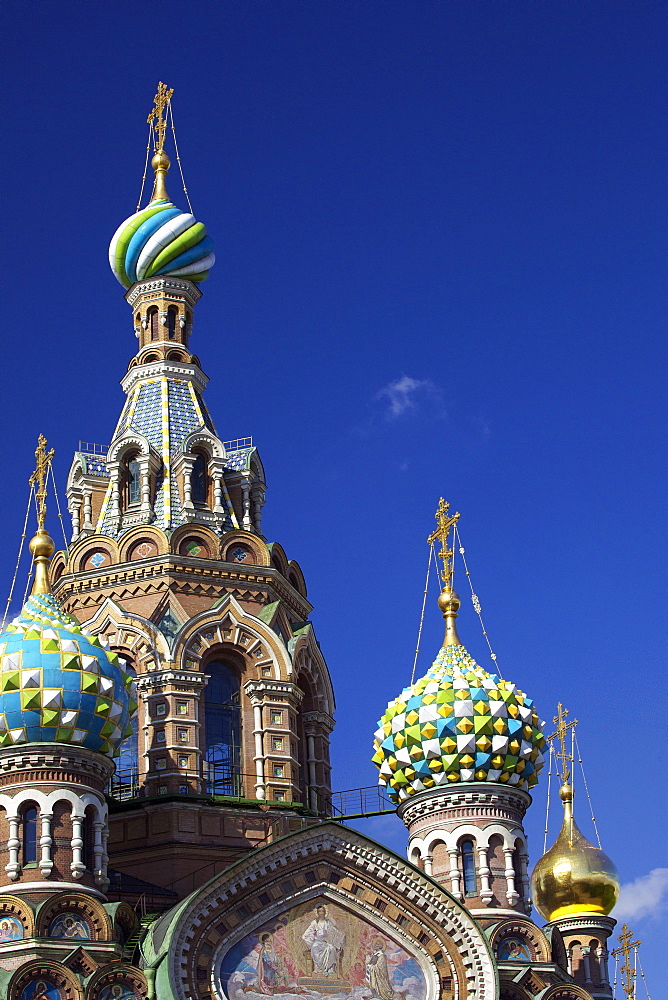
326, 786, 394, 817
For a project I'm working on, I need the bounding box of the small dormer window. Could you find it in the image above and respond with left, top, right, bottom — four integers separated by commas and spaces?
192, 452, 207, 504
461, 839, 477, 894
148, 306, 159, 340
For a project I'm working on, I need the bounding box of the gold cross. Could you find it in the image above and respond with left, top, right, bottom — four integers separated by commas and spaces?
28, 434, 55, 532
546, 702, 578, 784
147, 81, 174, 152
427, 497, 460, 590
612, 925, 641, 999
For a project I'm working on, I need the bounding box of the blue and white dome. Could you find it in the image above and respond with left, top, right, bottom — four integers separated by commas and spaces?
0, 593, 137, 757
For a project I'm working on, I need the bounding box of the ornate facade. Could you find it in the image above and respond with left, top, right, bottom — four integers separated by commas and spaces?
0, 86, 620, 1000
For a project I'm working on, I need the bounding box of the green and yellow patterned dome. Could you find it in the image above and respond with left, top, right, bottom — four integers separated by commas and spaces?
372, 501, 546, 803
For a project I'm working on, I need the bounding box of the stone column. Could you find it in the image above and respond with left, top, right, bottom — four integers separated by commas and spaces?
93, 820, 105, 884
70, 814, 85, 879
503, 845, 519, 905
82, 490, 93, 531
477, 844, 493, 903
212, 474, 224, 513
423, 853, 433, 876
39, 811, 53, 877
251, 700, 266, 800
251, 486, 264, 535
139, 457, 153, 515
5, 815, 20, 880
447, 848, 462, 900
582, 946, 592, 984
241, 476, 253, 530
68, 502, 81, 541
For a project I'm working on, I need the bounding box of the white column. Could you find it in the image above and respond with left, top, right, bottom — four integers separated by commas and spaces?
241, 476, 252, 530
213, 474, 224, 513
69, 503, 81, 541
447, 848, 462, 899
252, 701, 265, 800
93, 820, 105, 884
503, 846, 519, 905
183, 460, 194, 510
5, 815, 20, 880
39, 811, 53, 876
109, 466, 121, 519
477, 845, 493, 903
70, 815, 85, 879
423, 853, 433, 876
82, 490, 93, 531
139, 458, 152, 514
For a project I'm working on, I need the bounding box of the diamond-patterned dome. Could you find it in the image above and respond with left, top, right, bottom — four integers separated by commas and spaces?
0, 593, 137, 757
372, 642, 546, 803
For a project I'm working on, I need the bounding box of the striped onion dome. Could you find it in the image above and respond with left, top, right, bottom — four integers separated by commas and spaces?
372, 589, 546, 803
0, 592, 137, 758
109, 197, 215, 288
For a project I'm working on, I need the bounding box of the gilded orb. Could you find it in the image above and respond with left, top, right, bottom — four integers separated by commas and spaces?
151, 150, 171, 172
531, 783, 619, 922
437, 587, 461, 615
29, 529, 55, 559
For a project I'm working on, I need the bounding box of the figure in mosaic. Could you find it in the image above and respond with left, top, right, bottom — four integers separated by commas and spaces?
256, 933, 287, 994
19, 983, 60, 1000
49, 913, 90, 939
0, 916, 23, 941
365, 939, 404, 1000
301, 905, 346, 977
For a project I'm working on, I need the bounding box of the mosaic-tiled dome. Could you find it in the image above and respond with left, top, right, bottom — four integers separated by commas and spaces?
0, 593, 137, 757
109, 197, 215, 288
372, 639, 546, 803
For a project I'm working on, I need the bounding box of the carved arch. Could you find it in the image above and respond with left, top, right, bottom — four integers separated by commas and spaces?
0, 893, 35, 937
171, 522, 222, 558
182, 427, 227, 459
86, 964, 148, 1000
77, 597, 170, 671
220, 528, 270, 566
489, 917, 551, 962
118, 524, 169, 562
107, 430, 154, 465
8, 960, 83, 1000
36, 890, 112, 940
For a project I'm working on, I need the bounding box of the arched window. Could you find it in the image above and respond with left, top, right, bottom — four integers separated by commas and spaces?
148, 306, 159, 341
116, 660, 138, 797
23, 805, 38, 864
204, 661, 241, 795
191, 452, 207, 505
461, 839, 476, 894
167, 306, 178, 339
125, 454, 141, 507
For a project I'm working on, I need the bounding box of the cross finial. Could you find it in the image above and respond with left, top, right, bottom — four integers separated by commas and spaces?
28, 434, 55, 533
612, 925, 642, 999
147, 81, 174, 152
546, 702, 578, 784
427, 498, 460, 590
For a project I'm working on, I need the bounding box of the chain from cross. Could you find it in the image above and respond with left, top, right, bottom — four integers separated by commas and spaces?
28, 434, 55, 533
612, 925, 641, 999
546, 702, 578, 784
147, 81, 174, 152
427, 497, 460, 589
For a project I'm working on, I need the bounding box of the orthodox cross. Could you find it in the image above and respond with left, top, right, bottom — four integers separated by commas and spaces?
28, 434, 55, 532
612, 925, 641, 999
147, 81, 174, 152
427, 498, 460, 590
546, 702, 578, 784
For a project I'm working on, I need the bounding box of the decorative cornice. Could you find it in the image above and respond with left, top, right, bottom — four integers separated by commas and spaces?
398, 782, 531, 825
125, 276, 202, 309
136, 670, 208, 691
0, 744, 115, 785
547, 914, 616, 934
120, 359, 208, 395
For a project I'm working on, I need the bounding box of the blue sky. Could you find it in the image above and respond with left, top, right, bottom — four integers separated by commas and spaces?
1, 0, 665, 989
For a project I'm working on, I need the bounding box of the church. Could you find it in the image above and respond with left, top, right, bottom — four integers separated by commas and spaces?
0, 85, 620, 1000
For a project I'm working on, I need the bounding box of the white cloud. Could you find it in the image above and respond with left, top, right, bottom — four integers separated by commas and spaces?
374, 375, 443, 419
614, 867, 668, 921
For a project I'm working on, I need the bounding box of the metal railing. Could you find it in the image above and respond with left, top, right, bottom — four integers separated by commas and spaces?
107, 766, 303, 804
78, 441, 108, 455
326, 786, 394, 818
221, 436, 253, 452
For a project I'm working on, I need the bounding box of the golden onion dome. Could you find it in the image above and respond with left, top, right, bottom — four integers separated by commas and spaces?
531, 782, 619, 922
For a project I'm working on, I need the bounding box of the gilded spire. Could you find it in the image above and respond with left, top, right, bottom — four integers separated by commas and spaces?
427, 498, 461, 645
28, 434, 56, 595
147, 81, 174, 202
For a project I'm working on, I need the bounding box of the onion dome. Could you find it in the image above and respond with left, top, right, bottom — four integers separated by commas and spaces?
372, 500, 545, 803
0, 437, 136, 758
531, 782, 619, 922
109, 150, 215, 288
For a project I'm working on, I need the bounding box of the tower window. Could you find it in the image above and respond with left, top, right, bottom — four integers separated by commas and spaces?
148, 306, 159, 340
167, 306, 178, 339
23, 806, 38, 864
204, 661, 242, 795
191, 452, 208, 504
126, 454, 141, 507
461, 840, 477, 894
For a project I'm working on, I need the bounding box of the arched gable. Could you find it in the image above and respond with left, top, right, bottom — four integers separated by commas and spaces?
144, 822, 496, 1000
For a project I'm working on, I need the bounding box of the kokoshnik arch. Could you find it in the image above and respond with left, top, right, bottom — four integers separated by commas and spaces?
0, 84, 620, 1000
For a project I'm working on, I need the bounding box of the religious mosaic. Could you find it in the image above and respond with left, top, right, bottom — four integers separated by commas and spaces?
48, 912, 91, 939
497, 936, 531, 961
19, 983, 61, 1000
219, 898, 428, 1000
0, 915, 23, 941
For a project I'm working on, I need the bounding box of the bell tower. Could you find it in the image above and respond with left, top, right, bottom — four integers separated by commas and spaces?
51, 84, 335, 903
